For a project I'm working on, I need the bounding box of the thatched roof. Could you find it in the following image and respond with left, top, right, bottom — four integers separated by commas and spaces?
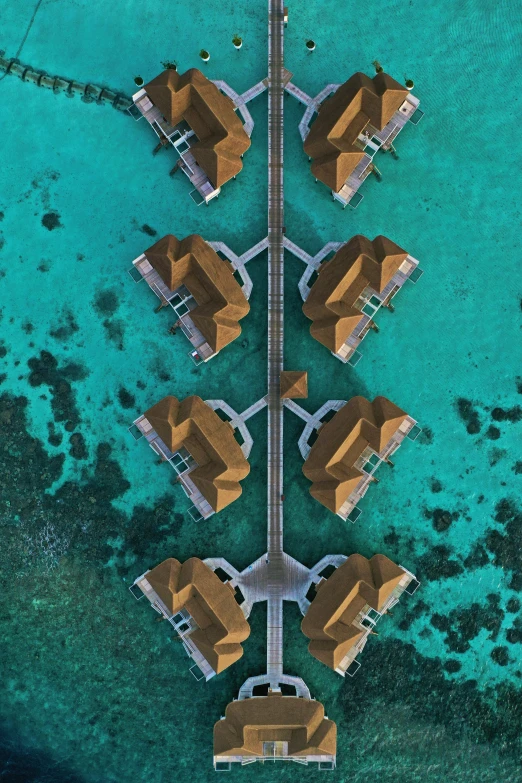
146, 557, 250, 673
301, 554, 406, 670
302, 396, 408, 513
280, 371, 308, 399
304, 72, 408, 191
145, 68, 251, 187
303, 234, 408, 353
214, 693, 336, 758
144, 395, 250, 512
144, 233, 249, 354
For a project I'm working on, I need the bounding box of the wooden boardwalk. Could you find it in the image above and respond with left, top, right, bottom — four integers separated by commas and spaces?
283, 236, 312, 264
266, 0, 286, 689
239, 80, 268, 105
284, 80, 312, 106
241, 235, 269, 262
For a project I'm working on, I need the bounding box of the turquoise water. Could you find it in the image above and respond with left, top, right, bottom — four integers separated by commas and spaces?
1, 0, 521, 781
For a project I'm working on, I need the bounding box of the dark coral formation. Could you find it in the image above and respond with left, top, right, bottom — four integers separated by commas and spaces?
69, 432, 88, 460
102, 318, 125, 351
0, 392, 180, 579
416, 545, 463, 581
42, 212, 62, 231
491, 646, 510, 666
397, 599, 429, 631
491, 406, 522, 423
429, 477, 443, 493
49, 310, 80, 341
424, 507, 459, 533
117, 387, 136, 410
485, 499, 522, 590
338, 639, 522, 758
28, 351, 82, 428
430, 594, 504, 654
456, 398, 481, 434
93, 289, 120, 318
463, 543, 490, 570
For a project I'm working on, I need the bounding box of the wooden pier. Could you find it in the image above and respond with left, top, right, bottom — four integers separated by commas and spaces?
267, 0, 286, 689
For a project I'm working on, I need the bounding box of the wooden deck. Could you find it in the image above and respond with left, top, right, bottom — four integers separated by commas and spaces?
131, 253, 215, 362
132, 415, 214, 519
131, 88, 220, 203
335, 415, 419, 521
334, 254, 422, 364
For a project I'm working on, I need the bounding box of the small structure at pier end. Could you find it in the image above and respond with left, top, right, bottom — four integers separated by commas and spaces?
130, 68, 251, 204
213, 692, 336, 769
304, 72, 420, 207
302, 396, 419, 522
280, 370, 308, 399
132, 558, 250, 681
301, 554, 418, 676
132, 395, 250, 520
302, 234, 422, 365
132, 233, 250, 365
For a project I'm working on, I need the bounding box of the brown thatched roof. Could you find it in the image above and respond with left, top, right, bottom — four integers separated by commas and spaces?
301, 554, 406, 670
280, 371, 308, 399
303, 234, 408, 353
146, 558, 250, 673
144, 233, 249, 354
302, 396, 408, 514
144, 395, 250, 512
145, 68, 251, 188
213, 693, 336, 758
304, 72, 408, 191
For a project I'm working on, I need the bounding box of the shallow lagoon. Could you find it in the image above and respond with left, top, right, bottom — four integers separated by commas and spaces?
1, 0, 521, 781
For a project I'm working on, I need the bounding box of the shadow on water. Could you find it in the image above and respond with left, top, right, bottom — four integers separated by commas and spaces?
0, 723, 84, 783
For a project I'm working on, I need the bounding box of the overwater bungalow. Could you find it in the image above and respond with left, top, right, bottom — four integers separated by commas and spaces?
131, 233, 250, 365
304, 72, 421, 207
131, 558, 250, 681
301, 554, 418, 677
302, 396, 419, 522
302, 234, 422, 366
213, 692, 336, 769
132, 395, 250, 521
130, 68, 251, 204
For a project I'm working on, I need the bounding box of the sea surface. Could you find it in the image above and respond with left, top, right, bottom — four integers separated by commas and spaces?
0, 0, 521, 781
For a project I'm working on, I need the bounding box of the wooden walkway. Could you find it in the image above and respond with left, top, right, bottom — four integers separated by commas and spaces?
241, 236, 269, 262
283, 236, 312, 264
266, 0, 285, 689
284, 80, 312, 106
290, 82, 340, 141
238, 80, 268, 105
